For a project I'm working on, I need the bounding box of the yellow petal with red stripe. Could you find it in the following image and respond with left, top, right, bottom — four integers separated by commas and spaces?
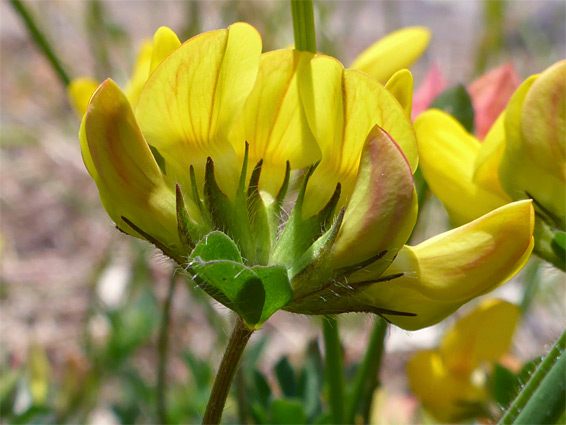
135, 23, 262, 198
361, 200, 534, 330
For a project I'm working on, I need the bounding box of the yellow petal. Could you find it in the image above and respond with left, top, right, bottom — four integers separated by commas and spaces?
83, 79, 180, 247
135, 23, 262, 198
361, 200, 534, 330
124, 40, 153, 106
149, 26, 181, 74
350, 27, 431, 83
472, 112, 508, 198
298, 55, 418, 216
500, 72, 566, 222
520, 60, 565, 180
440, 299, 520, 375
330, 125, 417, 269
68, 77, 99, 116
414, 109, 509, 226
384, 69, 413, 118
229, 49, 321, 195
407, 350, 487, 423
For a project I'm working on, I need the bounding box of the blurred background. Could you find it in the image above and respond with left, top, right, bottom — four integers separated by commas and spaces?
1, 1, 565, 423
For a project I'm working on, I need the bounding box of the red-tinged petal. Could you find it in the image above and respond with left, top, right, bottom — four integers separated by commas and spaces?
83, 79, 180, 247
330, 125, 417, 269
412, 64, 446, 119
468, 63, 520, 139
360, 200, 534, 330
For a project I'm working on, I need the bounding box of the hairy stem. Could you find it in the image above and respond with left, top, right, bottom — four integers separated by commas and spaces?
202, 317, 254, 425
323, 316, 345, 424
157, 271, 178, 425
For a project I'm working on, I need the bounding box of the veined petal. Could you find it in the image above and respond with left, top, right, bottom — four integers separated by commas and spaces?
385, 69, 413, 118
350, 26, 431, 83
149, 26, 181, 74
415, 109, 509, 226
229, 49, 321, 195
124, 40, 153, 106
521, 60, 566, 183
298, 55, 418, 217
407, 350, 487, 423
439, 299, 520, 375
468, 63, 520, 139
500, 71, 566, 222
68, 77, 99, 116
135, 23, 262, 197
330, 125, 416, 268
472, 112, 509, 198
361, 200, 534, 330
83, 79, 180, 247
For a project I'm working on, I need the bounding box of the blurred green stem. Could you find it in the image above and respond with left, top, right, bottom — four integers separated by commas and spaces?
323, 317, 345, 424
291, 0, 316, 53
346, 316, 387, 424
519, 258, 541, 315
8, 0, 71, 86
498, 330, 566, 424
202, 316, 254, 425
86, 0, 113, 79
157, 271, 178, 425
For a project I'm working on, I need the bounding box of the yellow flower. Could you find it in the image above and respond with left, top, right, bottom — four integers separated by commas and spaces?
350, 27, 431, 119
68, 26, 181, 116
415, 60, 564, 270
80, 23, 534, 329
407, 299, 521, 422
350, 26, 431, 84
415, 60, 565, 227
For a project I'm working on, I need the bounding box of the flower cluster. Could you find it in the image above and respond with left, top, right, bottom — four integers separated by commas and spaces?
415, 60, 565, 268
73, 23, 534, 329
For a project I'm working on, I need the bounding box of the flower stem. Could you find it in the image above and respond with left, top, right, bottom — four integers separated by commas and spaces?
498, 330, 566, 425
8, 0, 71, 86
291, 0, 317, 53
346, 316, 388, 424
202, 316, 254, 425
322, 316, 345, 424
157, 271, 178, 425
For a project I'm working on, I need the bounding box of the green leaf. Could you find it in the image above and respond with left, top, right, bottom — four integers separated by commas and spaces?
183, 352, 213, 390
492, 363, 519, 409
250, 401, 270, 424
551, 230, 566, 260
251, 265, 293, 325
253, 369, 272, 409
499, 332, 565, 425
270, 399, 307, 425
431, 84, 475, 133
275, 356, 297, 398
189, 237, 292, 327
190, 231, 242, 263
514, 350, 566, 424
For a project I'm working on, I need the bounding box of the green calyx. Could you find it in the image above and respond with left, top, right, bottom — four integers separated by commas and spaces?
123, 145, 404, 326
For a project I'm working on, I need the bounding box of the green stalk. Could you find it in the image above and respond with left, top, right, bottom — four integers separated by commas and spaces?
498, 330, 566, 425
157, 271, 178, 425
346, 317, 387, 424
202, 317, 254, 425
291, 0, 316, 53
8, 0, 71, 86
322, 317, 345, 424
